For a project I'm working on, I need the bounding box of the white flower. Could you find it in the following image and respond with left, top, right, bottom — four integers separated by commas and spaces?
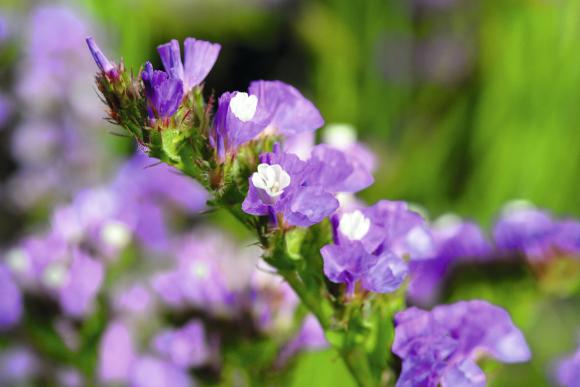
251, 164, 291, 198
339, 210, 371, 241
230, 92, 258, 122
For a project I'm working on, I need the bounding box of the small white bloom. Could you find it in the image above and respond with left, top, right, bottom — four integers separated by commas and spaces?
101, 220, 132, 249
230, 92, 258, 122
43, 263, 68, 288
6, 248, 29, 274
189, 262, 209, 279
339, 210, 371, 241
251, 164, 291, 198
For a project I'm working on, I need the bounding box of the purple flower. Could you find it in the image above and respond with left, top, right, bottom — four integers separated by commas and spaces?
157, 37, 220, 92
320, 201, 433, 294
98, 321, 136, 383
0, 265, 22, 329
212, 81, 323, 160
408, 215, 492, 305
153, 320, 210, 368
142, 62, 184, 119
58, 249, 104, 318
130, 356, 193, 387
555, 345, 580, 387
493, 202, 556, 259
86, 37, 117, 77
248, 80, 324, 135
554, 220, 580, 255
393, 300, 531, 387
0, 347, 39, 384
242, 145, 340, 227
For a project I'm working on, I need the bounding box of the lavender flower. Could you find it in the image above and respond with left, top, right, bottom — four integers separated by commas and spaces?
555, 345, 580, 387
157, 38, 220, 92
277, 315, 328, 366
408, 214, 492, 305
86, 37, 117, 77
153, 320, 210, 368
98, 321, 136, 383
58, 249, 104, 318
248, 80, 324, 136
130, 356, 192, 387
142, 62, 184, 119
212, 80, 323, 159
493, 201, 580, 260
242, 144, 340, 227
0, 265, 23, 329
320, 201, 433, 293
393, 300, 531, 387
0, 347, 39, 384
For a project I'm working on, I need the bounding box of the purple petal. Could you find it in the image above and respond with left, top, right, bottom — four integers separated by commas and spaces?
86, 36, 116, 76
320, 242, 378, 286
441, 360, 486, 387
284, 186, 339, 227
183, 37, 220, 90
157, 39, 184, 81
59, 249, 104, 318
0, 265, 22, 329
248, 80, 324, 135
98, 321, 136, 383
153, 320, 209, 368
130, 356, 192, 387
360, 252, 408, 293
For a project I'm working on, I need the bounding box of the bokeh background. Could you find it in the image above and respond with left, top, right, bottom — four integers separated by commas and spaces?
1, 0, 580, 386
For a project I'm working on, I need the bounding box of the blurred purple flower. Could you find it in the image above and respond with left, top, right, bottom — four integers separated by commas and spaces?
277, 315, 328, 366
393, 300, 531, 387
59, 249, 104, 318
157, 38, 220, 92
0, 265, 22, 329
98, 321, 136, 384
130, 355, 193, 387
555, 345, 580, 387
0, 347, 40, 384
153, 320, 210, 368
408, 215, 492, 305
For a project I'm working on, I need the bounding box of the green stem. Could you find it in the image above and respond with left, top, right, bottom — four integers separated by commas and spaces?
281, 271, 330, 330
341, 345, 379, 387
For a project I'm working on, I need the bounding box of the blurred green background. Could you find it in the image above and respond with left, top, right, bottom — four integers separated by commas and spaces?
3, 0, 580, 385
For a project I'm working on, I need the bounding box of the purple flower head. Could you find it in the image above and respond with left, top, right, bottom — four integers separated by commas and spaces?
58, 249, 104, 318
554, 220, 580, 255
393, 300, 531, 387
153, 320, 210, 368
320, 201, 433, 294
248, 80, 324, 136
86, 37, 117, 78
212, 90, 272, 160
0, 347, 40, 384
157, 37, 220, 92
555, 345, 580, 387
242, 145, 339, 227
212, 80, 323, 160
130, 355, 192, 387
0, 265, 22, 329
142, 62, 184, 119
98, 321, 136, 384
493, 201, 557, 259
408, 215, 492, 305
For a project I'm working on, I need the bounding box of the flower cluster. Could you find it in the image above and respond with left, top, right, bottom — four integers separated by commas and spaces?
84, 33, 542, 387
393, 300, 531, 387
